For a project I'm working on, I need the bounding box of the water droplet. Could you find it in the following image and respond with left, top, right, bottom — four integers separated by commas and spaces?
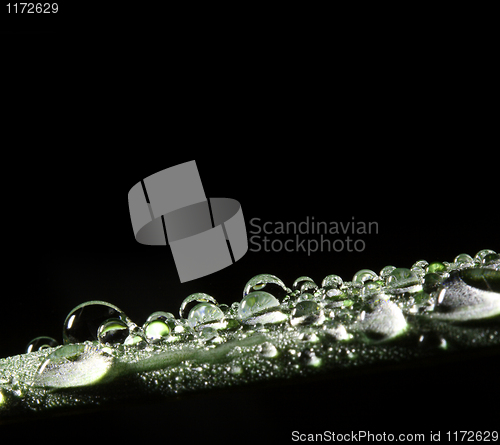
321, 274, 343, 289
97, 319, 129, 345
229, 364, 243, 375
124, 330, 147, 346
412, 260, 429, 270
361, 281, 383, 297
300, 349, 322, 367
386, 268, 422, 293
63, 301, 130, 345
357, 297, 407, 341
238, 291, 280, 318
423, 273, 443, 293
433, 269, 500, 320
379, 265, 396, 278
483, 253, 500, 266
187, 302, 224, 328
258, 341, 278, 358
352, 269, 378, 284
198, 326, 219, 341
427, 262, 446, 274
459, 267, 500, 293
475, 249, 496, 263
26, 336, 59, 353
326, 288, 344, 298
293, 276, 317, 293
34, 343, 113, 388
291, 300, 325, 327
238, 291, 287, 325
293, 300, 320, 317
243, 274, 290, 298
323, 323, 350, 340
179, 293, 219, 319
454, 253, 474, 267
143, 312, 173, 340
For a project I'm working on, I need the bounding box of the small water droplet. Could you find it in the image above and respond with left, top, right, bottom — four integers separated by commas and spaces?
293, 300, 320, 317
300, 349, 322, 367
454, 253, 474, 268
386, 268, 421, 293
63, 301, 130, 345
143, 315, 171, 340
258, 341, 278, 358
179, 293, 219, 319
323, 323, 350, 340
326, 288, 343, 298
124, 330, 147, 346
361, 281, 383, 297
293, 276, 317, 293
229, 364, 243, 375
26, 336, 59, 353
427, 262, 446, 274
187, 302, 224, 328
379, 265, 396, 278
423, 273, 443, 293
321, 274, 343, 289
352, 269, 378, 284
412, 260, 429, 270
97, 319, 129, 345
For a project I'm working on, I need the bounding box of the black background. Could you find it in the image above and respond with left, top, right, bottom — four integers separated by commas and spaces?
2, 33, 499, 441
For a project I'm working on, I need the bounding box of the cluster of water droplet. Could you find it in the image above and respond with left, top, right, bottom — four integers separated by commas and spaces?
0, 248, 496, 413
24, 249, 499, 356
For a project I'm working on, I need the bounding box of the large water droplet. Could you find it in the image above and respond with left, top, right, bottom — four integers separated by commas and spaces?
34, 343, 113, 388
238, 291, 287, 325
483, 253, 500, 266
433, 268, 500, 320
475, 249, 496, 263
26, 336, 59, 353
243, 274, 290, 298
357, 297, 407, 341
460, 267, 500, 293
187, 302, 224, 328
179, 293, 219, 319
238, 291, 280, 318
63, 301, 130, 345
